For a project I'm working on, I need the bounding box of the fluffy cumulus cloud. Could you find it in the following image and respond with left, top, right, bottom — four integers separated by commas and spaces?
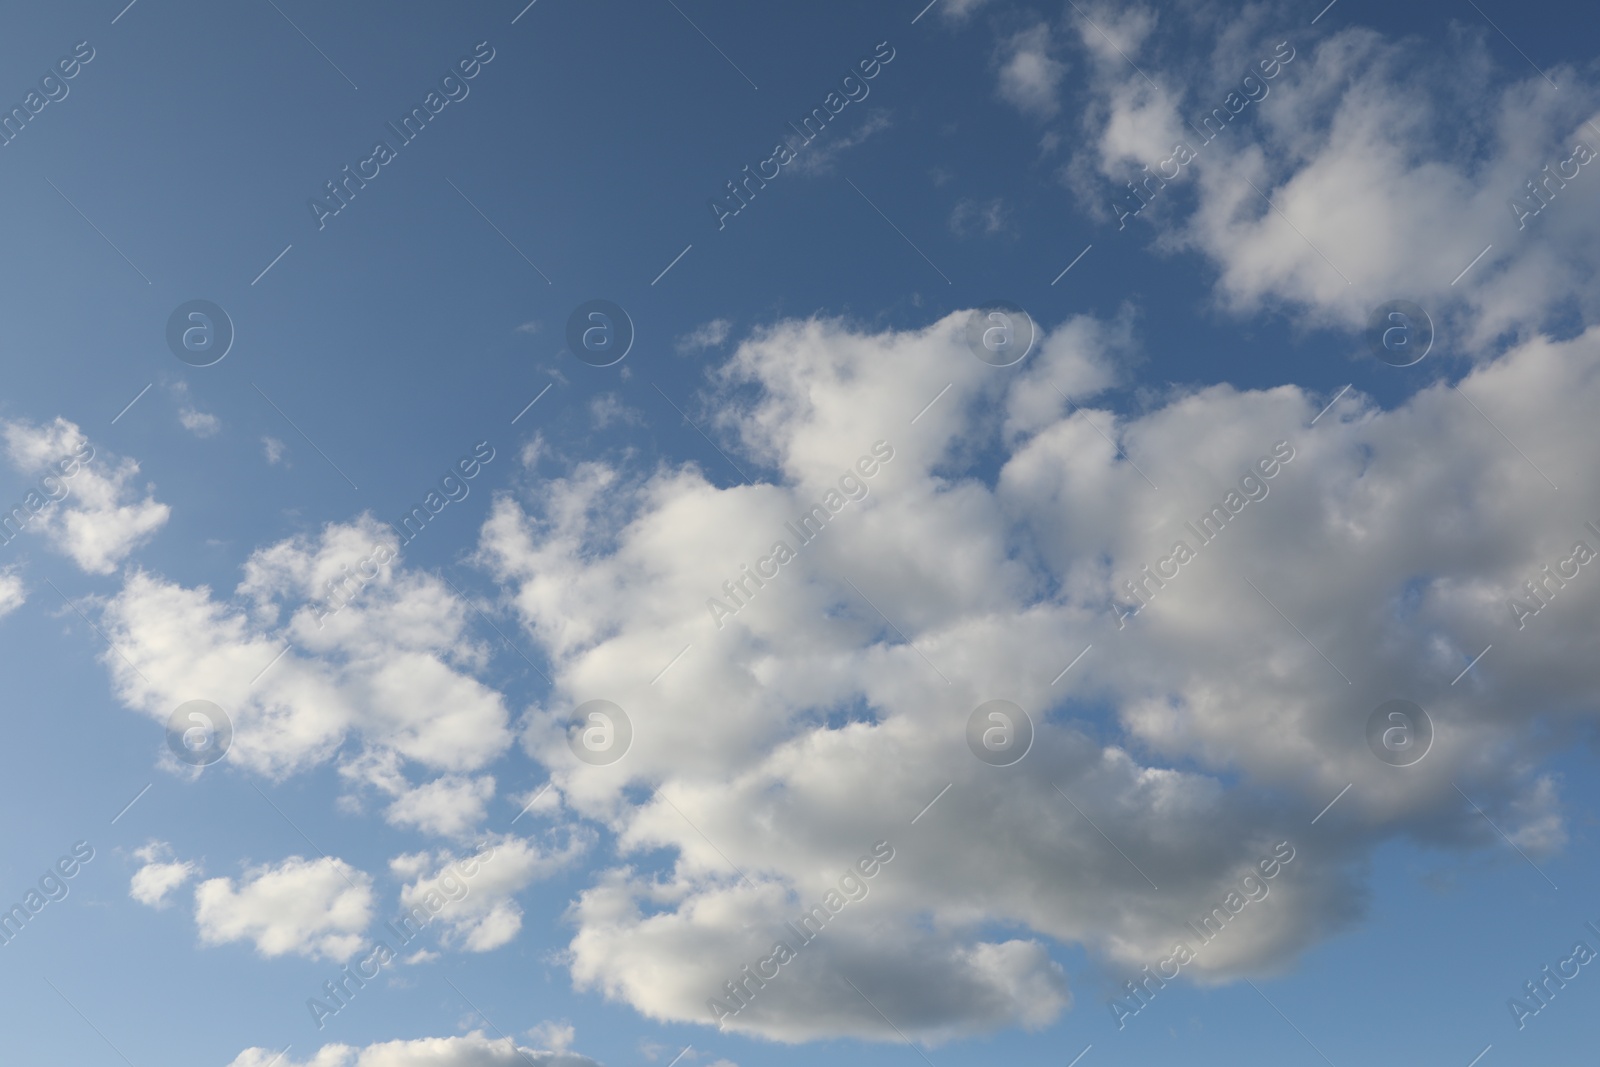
129, 840, 197, 908
996, 23, 1067, 118
195, 855, 374, 961
463, 301, 1600, 1043
227, 1032, 605, 1067
1, 416, 169, 574
385, 774, 498, 838
97, 515, 513, 807
1043, 1, 1600, 349
391, 830, 592, 952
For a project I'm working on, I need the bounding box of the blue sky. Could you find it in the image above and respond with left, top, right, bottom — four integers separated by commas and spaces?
5, 1, 1600, 1065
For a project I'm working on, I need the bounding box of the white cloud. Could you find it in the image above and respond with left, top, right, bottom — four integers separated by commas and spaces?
227, 1032, 605, 1067
171, 381, 221, 437
949, 197, 1010, 236
938, 0, 993, 19
675, 319, 733, 354
1, 417, 169, 574
785, 111, 892, 176
0, 567, 24, 618
384, 775, 497, 839
997, 24, 1066, 118
263, 437, 288, 465
524, 1022, 574, 1053
129, 841, 196, 909
520, 434, 547, 470
468, 307, 1599, 1043
98, 515, 513, 788
1056, 7, 1600, 348
195, 855, 374, 961
179, 408, 221, 437
394, 831, 592, 952
588, 395, 642, 430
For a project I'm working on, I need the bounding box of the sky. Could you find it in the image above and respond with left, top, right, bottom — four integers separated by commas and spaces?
3, 0, 1600, 1064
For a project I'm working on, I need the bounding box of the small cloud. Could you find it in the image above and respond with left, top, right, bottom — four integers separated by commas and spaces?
516, 321, 542, 335
930, 166, 955, 187
383, 774, 495, 838
997, 24, 1065, 118
950, 197, 1011, 236
676, 318, 732, 354
1, 416, 170, 575
171, 382, 220, 438
941, 0, 993, 18
510, 782, 560, 820
525, 1021, 575, 1052
130, 841, 197, 909
519, 433, 547, 470
787, 111, 892, 176
228, 1032, 605, 1067
194, 855, 374, 961
179, 409, 220, 438
590, 394, 642, 429
262, 437, 287, 466
0, 568, 24, 619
